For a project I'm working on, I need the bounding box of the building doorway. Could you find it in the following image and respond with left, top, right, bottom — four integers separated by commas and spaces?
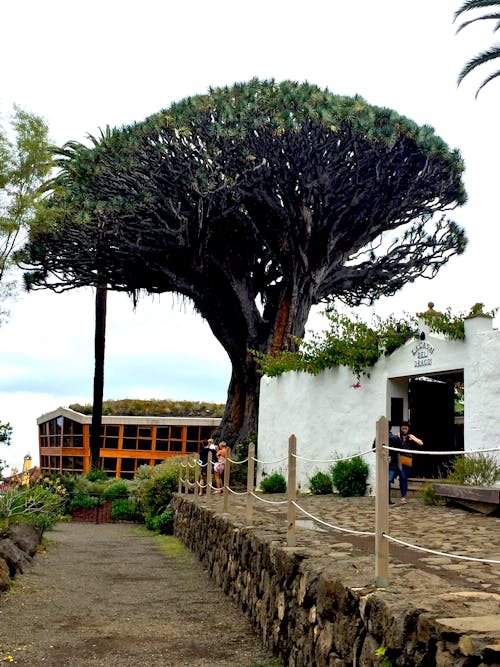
408, 372, 463, 478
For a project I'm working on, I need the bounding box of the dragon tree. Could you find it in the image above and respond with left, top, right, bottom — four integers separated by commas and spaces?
21, 79, 467, 446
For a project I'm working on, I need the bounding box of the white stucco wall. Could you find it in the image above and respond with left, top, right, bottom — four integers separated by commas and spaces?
257, 316, 500, 491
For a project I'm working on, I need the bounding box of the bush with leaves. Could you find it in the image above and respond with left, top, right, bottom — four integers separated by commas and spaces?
0, 486, 63, 530
156, 509, 175, 535
446, 453, 499, 486
260, 472, 287, 494
110, 498, 142, 522
102, 480, 129, 500
308, 471, 333, 495
133, 456, 190, 524
85, 470, 109, 482
68, 493, 100, 511
331, 457, 369, 497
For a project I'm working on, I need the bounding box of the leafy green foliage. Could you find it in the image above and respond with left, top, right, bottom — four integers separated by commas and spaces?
144, 509, 175, 533
420, 306, 465, 340
422, 484, 442, 506
156, 509, 175, 535
255, 304, 495, 379
260, 472, 287, 494
0, 486, 63, 529
0, 420, 13, 476
446, 453, 500, 486
331, 457, 369, 497
375, 646, 394, 667
0, 105, 52, 304
0, 421, 12, 447
85, 470, 109, 482
101, 481, 129, 500
308, 471, 333, 495
68, 493, 99, 511
254, 309, 418, 378
135, 458, 188, 517
69, 398, 225, 418
110, 498, 142, 522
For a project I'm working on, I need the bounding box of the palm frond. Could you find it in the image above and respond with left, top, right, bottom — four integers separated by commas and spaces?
454, 0, 500, 22
456, 12, 500, 33
457, 43, 500, 85
474, 67, 500, 95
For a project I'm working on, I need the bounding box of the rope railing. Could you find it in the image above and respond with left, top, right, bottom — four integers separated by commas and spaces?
293, 448, 374, 463
177, 425, 499, 586
227, 487, 248, 496
227, 456, 249, 465
252, 455, 288, 464
384, 533, 500, 564
249, 491, 288, 505
292, 500, 375, 536
384, 445, 500, 456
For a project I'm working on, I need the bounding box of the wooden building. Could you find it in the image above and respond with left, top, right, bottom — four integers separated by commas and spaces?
38, 406, 221, 478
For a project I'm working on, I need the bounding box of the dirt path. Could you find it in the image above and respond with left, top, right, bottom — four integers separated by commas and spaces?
0, 522, 282, 667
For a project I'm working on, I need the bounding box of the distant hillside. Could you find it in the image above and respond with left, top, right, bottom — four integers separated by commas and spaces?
68, 398, 225, 418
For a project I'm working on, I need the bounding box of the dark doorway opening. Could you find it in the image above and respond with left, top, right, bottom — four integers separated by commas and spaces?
409, 372, 463, 478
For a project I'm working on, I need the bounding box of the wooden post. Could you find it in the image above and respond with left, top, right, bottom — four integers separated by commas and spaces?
206, 451, 213, 502
223, 447, 231, 513
246, 442, 255, 523
287, 434, 297, 547
194, 459, 200, 498
178, 465, 183, 494
375, 416, 389, 587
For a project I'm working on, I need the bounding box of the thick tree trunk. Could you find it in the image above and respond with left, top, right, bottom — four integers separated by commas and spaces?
216, 279, 315, 448
89, 285, 107, 470
217, 355, 260, 446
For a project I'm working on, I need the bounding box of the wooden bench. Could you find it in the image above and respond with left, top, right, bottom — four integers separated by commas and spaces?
433, 483, 500, 515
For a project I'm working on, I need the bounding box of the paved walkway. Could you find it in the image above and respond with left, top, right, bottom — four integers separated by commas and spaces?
0, 523, 281, 667
208, 493, 500, 594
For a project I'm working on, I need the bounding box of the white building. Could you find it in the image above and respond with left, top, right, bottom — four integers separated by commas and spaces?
257, 308, 499, 491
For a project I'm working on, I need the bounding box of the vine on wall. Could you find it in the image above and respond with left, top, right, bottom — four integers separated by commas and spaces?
253, 303, 495, 379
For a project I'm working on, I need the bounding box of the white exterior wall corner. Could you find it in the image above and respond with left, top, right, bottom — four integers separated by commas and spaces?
464, 328, 500, 461
257, 326, 500, 492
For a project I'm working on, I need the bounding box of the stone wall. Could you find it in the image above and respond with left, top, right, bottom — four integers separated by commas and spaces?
171, 495, 500, 667
0, 522, 42, 591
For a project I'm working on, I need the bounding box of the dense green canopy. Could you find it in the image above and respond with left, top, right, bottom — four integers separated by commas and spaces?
21, 79, 467, 443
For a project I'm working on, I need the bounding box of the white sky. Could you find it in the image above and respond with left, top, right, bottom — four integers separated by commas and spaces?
1, 0, 499, 471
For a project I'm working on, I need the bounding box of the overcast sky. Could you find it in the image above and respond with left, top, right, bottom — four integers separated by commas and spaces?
1, 0, 499, 471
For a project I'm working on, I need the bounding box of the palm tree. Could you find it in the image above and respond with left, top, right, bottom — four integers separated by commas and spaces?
455, 0, 500, 96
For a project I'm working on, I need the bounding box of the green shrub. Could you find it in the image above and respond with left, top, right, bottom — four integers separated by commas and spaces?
331, 456, 369, 497
260, 472, 287, 494
143, 472, 178, 515
308, 471, 333, 495
145, 512, 159, 531
102, 481, 129, 500
85, 470, 109, 482
68, 494, 100, 511
446, 453, 500, 486
156, 509, 174, 535
422, 484, 441, 506
0, 486, 63, 530
110, 498, 142, 521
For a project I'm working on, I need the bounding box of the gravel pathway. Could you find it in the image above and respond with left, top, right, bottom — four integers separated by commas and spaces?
0, 522, 281, 667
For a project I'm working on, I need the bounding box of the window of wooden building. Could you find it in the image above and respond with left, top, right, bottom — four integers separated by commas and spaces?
38, 409, 220, 478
